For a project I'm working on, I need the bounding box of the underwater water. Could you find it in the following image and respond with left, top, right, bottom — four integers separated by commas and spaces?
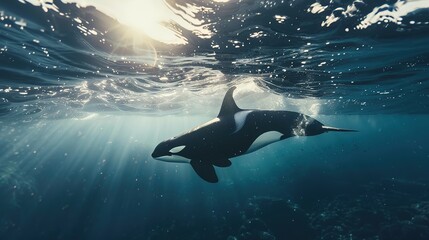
1, 0, 429, 239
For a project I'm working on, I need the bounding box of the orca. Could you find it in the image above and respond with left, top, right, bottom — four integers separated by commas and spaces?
152, 87, 356, 183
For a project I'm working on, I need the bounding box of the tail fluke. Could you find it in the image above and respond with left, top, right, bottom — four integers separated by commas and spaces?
322, 126, 358, 132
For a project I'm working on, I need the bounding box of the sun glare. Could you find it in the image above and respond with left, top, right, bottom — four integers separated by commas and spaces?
114, 0, 187, 44
69, 0, 188, 44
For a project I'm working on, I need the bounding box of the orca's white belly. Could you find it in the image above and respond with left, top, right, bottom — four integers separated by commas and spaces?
245, 131, 283, 154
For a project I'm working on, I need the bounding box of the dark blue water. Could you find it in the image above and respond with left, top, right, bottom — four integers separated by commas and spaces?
1, 0, 429, 240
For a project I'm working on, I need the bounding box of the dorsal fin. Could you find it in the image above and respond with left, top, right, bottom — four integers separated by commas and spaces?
218, 86, 241, 117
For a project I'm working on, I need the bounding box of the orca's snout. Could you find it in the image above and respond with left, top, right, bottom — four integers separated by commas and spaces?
152, 143, 172, 159
151, 141, 164, 159
151, 147, 162, 159
151, 150, 166, 159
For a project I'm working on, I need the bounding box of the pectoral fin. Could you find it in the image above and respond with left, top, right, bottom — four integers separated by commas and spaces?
190, 160, 218, 183
212, 159, 232, 168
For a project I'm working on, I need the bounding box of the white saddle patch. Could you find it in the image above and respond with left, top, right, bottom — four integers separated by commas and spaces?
246, 131, 283, 154
233, 110, 252, 133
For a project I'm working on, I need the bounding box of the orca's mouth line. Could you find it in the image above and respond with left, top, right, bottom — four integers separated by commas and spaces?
152, 152, 174, 159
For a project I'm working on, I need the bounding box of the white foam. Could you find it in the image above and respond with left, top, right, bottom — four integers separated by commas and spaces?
357, 0, 429, 29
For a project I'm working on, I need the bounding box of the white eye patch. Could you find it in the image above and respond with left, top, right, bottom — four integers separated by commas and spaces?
170, 145, 186, 154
